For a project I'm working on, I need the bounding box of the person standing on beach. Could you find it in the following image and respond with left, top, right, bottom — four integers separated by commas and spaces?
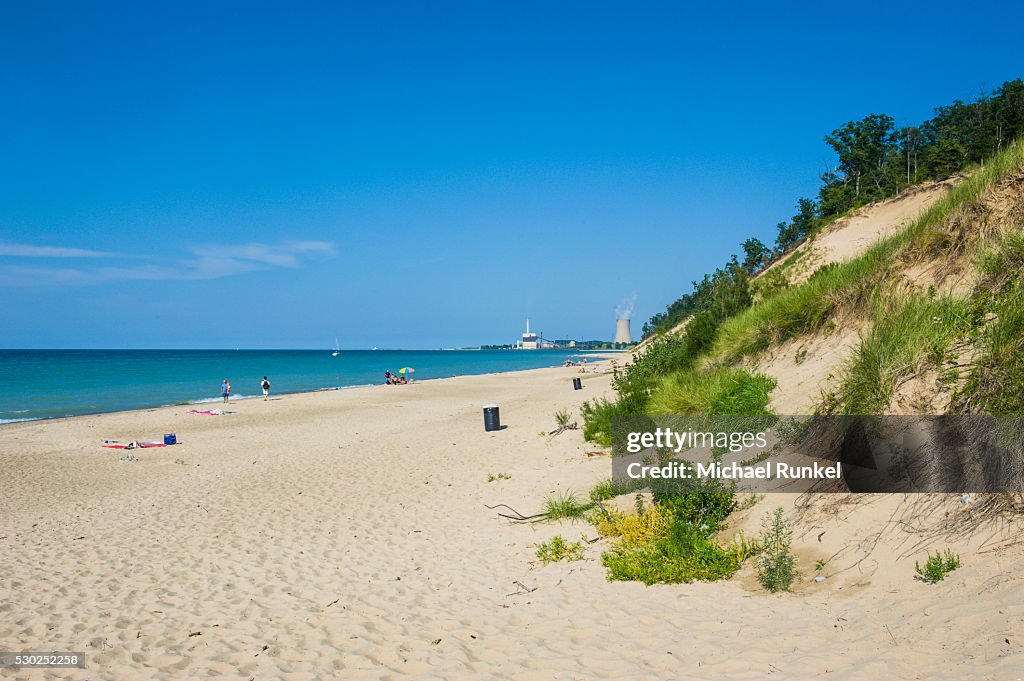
221, 379, 231, 403
261, 376, 271, 400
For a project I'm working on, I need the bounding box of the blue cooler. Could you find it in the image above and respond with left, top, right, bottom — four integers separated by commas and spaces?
164, 433, 177, 445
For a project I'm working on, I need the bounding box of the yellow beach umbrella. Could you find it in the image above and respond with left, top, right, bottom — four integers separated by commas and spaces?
398, 367, 415, 374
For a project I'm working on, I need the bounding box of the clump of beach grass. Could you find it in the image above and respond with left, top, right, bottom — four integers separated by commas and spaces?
542, 490, 592, 521
830, 293, 973, 414
649, 366, 777, 415
957, 230, 1024, 413
549, 408, 579, 436
588, 477, 643, 502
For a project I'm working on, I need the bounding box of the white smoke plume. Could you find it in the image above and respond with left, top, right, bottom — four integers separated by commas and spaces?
615, 293, 638, 320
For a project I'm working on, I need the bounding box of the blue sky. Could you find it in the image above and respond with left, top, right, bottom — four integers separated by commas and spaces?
2, 1, 1023, 349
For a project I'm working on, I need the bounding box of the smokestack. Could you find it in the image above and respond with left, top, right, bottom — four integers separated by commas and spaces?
615, 318, 632, 344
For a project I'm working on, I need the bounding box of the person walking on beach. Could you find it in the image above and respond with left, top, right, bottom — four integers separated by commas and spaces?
260, 376, 271, 400
221, 379, 231, 403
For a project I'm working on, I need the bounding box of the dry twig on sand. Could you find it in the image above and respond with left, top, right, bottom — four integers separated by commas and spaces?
485, 503, 547, 523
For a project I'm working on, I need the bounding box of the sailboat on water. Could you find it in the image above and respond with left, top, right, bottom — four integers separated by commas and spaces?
332, 338, 341, 357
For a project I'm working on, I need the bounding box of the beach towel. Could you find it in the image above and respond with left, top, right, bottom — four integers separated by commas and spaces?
188, 409, 222, 415
102, 442, 167, 449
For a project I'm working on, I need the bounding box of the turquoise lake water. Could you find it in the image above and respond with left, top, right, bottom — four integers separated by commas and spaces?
0, 349, 606, 423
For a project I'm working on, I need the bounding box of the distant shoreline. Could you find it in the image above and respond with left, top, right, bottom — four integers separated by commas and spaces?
0, 352, 616, 428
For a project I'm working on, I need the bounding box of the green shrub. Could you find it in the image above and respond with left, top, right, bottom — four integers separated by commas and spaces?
652, 488, 736, 532
601, 519, 752, 585
536, 536, 584, 564
592, 502, 674, 548
915, 549, 961, 583
594, 475, 756, 585
580, 397, 623, 446
612, 333, 697, 407
757, 508, 796, 592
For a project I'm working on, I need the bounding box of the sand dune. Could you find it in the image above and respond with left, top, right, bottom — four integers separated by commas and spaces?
637, 180, 956, 351
2, 363, 1023, 679
768, 180, 957, 286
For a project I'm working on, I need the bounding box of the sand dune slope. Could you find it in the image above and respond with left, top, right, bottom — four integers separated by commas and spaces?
770, 180, 956, 286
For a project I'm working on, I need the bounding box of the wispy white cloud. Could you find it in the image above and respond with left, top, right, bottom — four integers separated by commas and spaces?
0, 265, 95, 286
92, 257, 264, 282
191, 241, 336, 267
0, 243, 116, 258
0, 240, 336, 287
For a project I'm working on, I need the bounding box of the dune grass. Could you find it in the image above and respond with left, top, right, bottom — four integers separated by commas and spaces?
588, 477, 644, 502
958, 231, 1024, 413
830, 144, 1024, 416
971, 294, 1024, 413
709, 138, 1024, 367
649, 366, 777, 415
830, 293, 974, 414
542, 490, 592, 521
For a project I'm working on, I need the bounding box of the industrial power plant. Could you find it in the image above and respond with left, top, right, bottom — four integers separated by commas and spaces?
614, 318, 632, 344
502, 311, 635, 350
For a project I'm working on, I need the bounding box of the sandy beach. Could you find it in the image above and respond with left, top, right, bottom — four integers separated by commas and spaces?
0, 360, 1020, 680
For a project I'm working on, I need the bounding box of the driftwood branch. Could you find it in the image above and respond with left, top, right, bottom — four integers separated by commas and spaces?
484, 503, 547, 523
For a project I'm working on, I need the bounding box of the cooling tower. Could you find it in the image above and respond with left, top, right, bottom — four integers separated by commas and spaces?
614, 318, 632, 344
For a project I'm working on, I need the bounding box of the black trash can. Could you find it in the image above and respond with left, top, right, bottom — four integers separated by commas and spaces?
483, 404, 501, 432
572, 377, 583, 391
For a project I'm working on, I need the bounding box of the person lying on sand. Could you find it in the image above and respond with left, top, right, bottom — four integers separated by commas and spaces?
384, 371, 408, 385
